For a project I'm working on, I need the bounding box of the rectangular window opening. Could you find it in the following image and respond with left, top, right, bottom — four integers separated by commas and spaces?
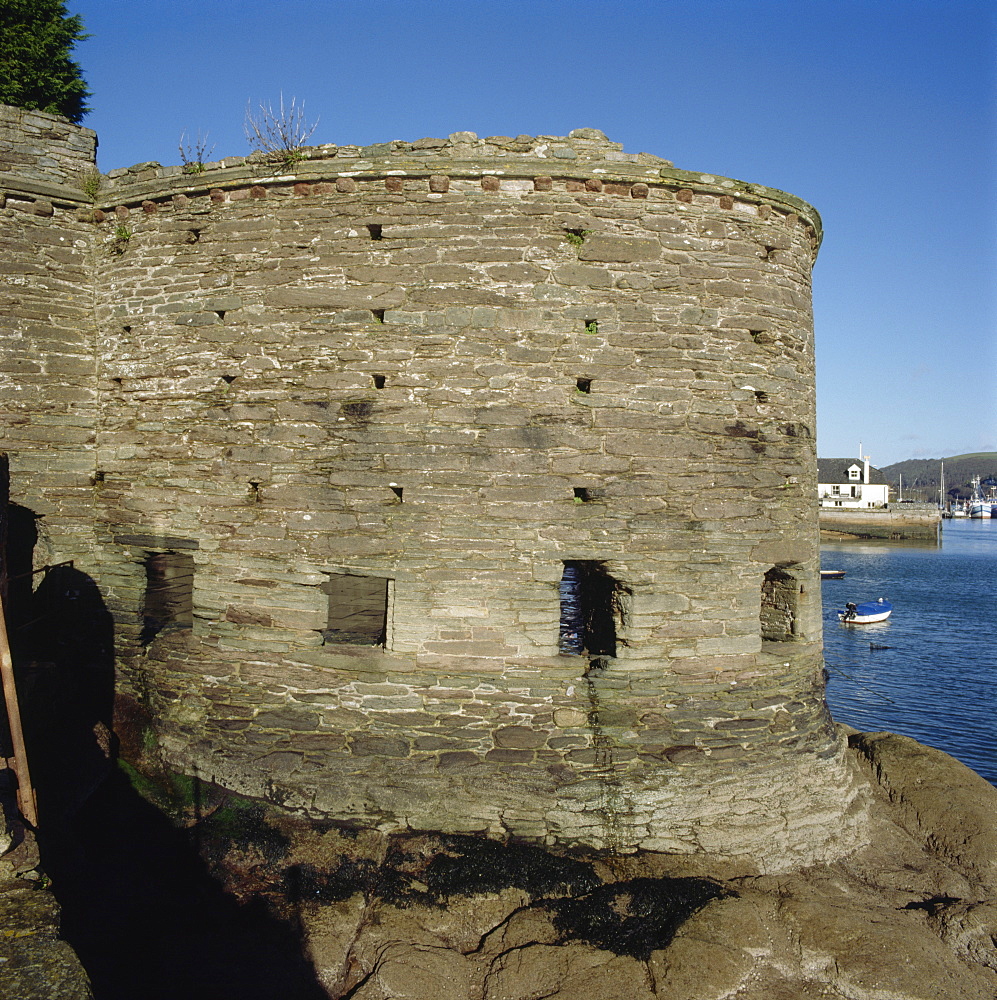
761, 564, 801, 642
573, 487, 591, 503
367, 224, 383, 240
558, 560, 630, 658
141, 551, 194, 645
373, 375, 386, 389
320, 574, 391, 646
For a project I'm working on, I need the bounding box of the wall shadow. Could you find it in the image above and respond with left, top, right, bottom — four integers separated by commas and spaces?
0, 502, 328, 999
39, 769, 329, 1000
14, 561, 116, 822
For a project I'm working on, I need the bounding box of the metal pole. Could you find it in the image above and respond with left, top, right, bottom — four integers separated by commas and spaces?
0, 594, 37, 827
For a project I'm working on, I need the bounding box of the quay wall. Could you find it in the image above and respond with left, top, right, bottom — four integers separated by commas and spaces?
0, 107, 869, 870
819, 504, 941, 540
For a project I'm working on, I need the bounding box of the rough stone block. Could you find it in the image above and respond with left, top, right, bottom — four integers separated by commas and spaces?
578, 234, 660, 262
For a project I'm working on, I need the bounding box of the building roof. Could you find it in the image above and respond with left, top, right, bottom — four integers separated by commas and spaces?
816, 459, 889, 486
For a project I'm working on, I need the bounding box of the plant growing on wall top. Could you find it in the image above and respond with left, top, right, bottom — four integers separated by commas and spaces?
244, 94, 318, 170
178, 129, 215, 174
77, 165, 103, 202
0, 0, 91, 122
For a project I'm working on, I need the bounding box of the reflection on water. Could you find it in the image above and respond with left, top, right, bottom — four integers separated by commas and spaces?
821, 518, 996, 785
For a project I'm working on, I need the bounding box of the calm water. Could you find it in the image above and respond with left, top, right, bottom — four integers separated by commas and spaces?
821, 517, 996, 785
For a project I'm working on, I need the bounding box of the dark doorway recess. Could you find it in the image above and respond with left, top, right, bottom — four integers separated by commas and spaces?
320, 574, 389, 645
558, 561, 630, 657
141, 551, 194, 646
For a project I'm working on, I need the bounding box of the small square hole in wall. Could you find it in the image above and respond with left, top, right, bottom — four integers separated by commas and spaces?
141, 551, 194, 645
390, 486, 403, 501
371, 309, 385, 323
367, 224, 383, 240
754, 390, 769, 402
576, 378, 592, 393
584, 319, 599, 334
320, 574, 390, 646
221, 374, 237, 384
373, 375, 386, 389
573, 487, 591, 503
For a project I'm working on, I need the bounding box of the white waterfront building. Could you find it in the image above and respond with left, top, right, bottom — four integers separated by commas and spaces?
817, 457, 891, 508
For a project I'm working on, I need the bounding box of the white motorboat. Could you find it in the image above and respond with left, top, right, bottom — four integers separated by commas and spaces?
838, 598, 892, 624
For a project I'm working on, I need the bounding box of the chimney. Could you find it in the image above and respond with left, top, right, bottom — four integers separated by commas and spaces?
863, 456, 870, 484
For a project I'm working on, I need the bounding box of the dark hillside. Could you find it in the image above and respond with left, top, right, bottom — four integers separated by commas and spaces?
879, 452, 997, 501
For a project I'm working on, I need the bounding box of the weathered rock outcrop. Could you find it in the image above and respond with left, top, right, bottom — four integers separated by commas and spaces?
6, 727, 976, 1000
248, 732, 997, 999
0, 790, 91, 1000
1, 727, 994, 999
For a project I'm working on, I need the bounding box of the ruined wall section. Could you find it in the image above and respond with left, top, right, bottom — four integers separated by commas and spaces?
0, 106, 99, 569
0, 105, 97, 187
80, 131, 867, 869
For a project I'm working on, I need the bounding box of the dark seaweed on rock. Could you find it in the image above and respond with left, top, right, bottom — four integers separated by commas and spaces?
417, 835, 602, 903
547, 877, 733, 960
284, 858, 381, 904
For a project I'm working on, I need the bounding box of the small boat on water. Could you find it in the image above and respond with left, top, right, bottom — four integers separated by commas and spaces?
838, 598, 892, 624
820, 569, 846, 579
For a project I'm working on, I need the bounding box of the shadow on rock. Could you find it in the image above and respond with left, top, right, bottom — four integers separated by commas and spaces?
37, 767, 329, 1000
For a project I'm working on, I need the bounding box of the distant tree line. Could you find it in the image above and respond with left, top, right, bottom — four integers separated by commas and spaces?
880, 453, 997, 501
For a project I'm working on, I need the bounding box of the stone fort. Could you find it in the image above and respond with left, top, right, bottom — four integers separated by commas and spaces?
0, 105, 869, 872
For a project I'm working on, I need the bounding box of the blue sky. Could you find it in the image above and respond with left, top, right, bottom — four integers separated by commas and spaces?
72, 0, 995, 467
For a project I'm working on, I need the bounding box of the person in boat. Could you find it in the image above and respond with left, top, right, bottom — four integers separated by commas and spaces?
843, 602, 857, 621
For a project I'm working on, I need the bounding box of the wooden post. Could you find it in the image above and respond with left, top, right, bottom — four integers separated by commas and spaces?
0, 453, 39, 826
0, 595, 37, 826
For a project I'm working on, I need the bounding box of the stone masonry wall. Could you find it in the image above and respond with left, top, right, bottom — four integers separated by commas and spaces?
0, 114, 870, 871
0, 105, 97, 187
0, 106, 99, 571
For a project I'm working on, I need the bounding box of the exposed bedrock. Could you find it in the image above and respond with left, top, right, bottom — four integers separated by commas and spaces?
3, 727, 984, 1000
196, 732, 997, 1000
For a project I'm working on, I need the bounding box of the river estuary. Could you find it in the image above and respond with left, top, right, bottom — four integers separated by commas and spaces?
821, 516, 996, 785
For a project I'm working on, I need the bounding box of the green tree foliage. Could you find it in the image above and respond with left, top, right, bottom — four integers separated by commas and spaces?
0, 0, 90, 122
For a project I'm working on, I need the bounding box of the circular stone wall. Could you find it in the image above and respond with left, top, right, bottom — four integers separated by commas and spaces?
4, 121, 869, 870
